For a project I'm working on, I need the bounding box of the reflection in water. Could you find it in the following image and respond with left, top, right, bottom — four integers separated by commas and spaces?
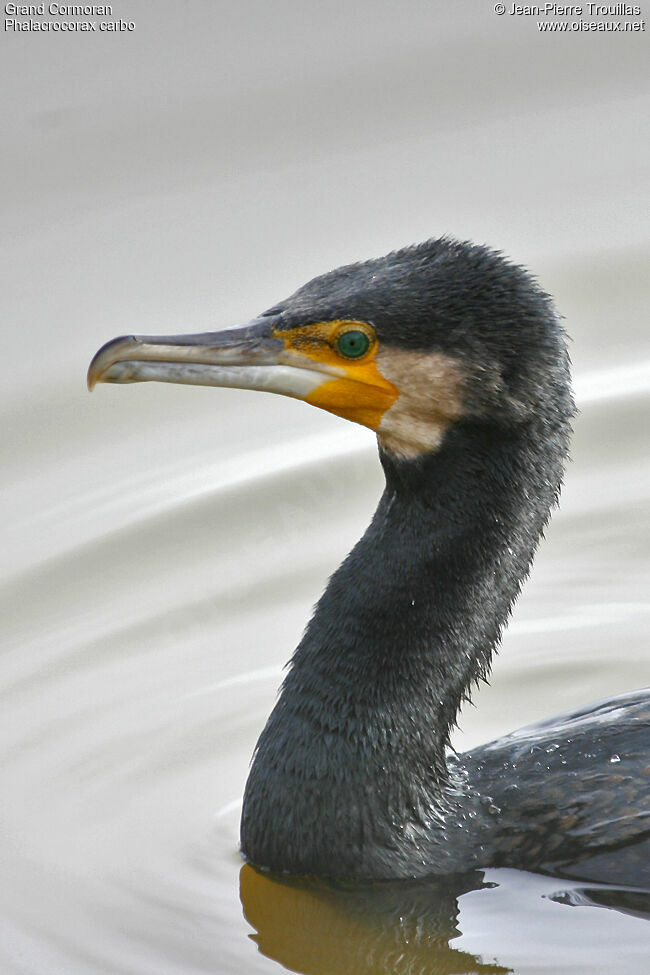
548, 886, 650, 922
240, 865, 510, 975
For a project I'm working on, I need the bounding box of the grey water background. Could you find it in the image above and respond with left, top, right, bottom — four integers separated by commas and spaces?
2, 2, 649, 971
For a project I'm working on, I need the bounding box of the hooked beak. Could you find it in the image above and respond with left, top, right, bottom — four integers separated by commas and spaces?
88, 315, 402, 432
87, 316, 334, 401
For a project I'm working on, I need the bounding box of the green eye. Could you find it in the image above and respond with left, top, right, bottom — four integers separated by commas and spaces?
336, 329, 371, 359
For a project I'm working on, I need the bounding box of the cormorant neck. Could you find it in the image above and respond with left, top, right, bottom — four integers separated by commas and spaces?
241, 418, 567, 878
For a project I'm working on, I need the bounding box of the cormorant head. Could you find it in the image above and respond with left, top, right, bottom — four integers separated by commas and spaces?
88, 238, 572, 459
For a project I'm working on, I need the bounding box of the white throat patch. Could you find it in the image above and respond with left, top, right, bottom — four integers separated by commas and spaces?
375, 348, 465, 459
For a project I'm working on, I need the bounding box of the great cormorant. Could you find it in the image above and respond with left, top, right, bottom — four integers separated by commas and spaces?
88, 238, 650, 887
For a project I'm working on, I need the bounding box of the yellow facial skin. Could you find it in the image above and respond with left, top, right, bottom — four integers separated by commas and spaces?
274, 320, 400, 430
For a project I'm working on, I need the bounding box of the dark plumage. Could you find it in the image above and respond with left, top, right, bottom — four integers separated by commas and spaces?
88, 237, 650, 887
241, 240, 648, 884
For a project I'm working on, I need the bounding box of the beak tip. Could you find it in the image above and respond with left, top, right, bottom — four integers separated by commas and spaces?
88, 334, 135, 390
87, 361, 100, 391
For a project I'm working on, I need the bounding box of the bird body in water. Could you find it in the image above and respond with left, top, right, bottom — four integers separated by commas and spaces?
88, 238, 650, 887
